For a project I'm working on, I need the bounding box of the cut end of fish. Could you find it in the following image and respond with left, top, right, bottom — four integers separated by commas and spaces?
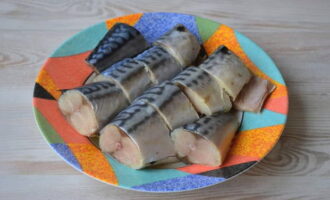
58, 90, 98, 136
171, 129, 222, 166
234, 76, 276, 112
173, 67, 232, 115
92, 74, 113, 83
200, 45, 252, 100
154, 24, 201, 67
84, 72, 99, 84
180, 85, 213, 115
100, 125, 143, 169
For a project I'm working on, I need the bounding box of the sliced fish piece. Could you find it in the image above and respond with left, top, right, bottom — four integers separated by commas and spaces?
154, 24, 201, 67
93, 58, 153, 102
58, 81, 129, 136
86, 23, 149, 73
172, 67, 232, 115
234, 76, 276, 112
134, 46, 182, 84
84, 71, 98, 85
171, 112, 240, 166
100, 101, 176, 169
134, 81, 199, 130
200, 46, 252, 100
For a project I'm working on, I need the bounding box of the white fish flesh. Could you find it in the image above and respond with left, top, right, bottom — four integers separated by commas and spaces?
58, 81, 129, 136
200, 46, 252, 100
93, 58, 153, 102
86, 23, 149, 73
172, 67, 232, 115
234, 76, 276, 112
134, 81, 199, 130
154, 24, 201, 67
135, 46, 182, 84
100, 101, 176, 169
171, 112, 239, 166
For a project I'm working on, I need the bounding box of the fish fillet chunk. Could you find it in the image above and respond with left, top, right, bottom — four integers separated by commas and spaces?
154, 24, 201, 67
172, 67, 232, 115
58, 81, 129, 136
200, 46, 252, 100
171, 112, 239, 166
135, 46, 182, 84
86, 23, 149, 73
234, 76, 276, 112
134, 81, 199, 130
100, 101, 176, 169
93, 58, 153, 102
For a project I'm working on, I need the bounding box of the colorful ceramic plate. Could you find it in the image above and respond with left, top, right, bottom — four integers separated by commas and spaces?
33, 12, 288, 192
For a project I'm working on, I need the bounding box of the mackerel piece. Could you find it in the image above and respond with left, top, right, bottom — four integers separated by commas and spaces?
86, 23, 149, 73
58, 81, 129, 136
172, 67, 232, 115
171, 112, 239, 166
234, 76, 276, 112
93, 58, 153, 102
135, 46, 182, 84
134, 81, 199, 130
100, 101, 176, 169
154, 24, 201, 67
200, 46, 252, 100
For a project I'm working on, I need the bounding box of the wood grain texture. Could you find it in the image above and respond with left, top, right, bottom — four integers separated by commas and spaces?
1, 0, 330, 199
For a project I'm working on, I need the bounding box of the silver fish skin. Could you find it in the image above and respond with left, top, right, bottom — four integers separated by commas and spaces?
200, 46, 252, 100
93, 58, 153, 102
109, 101, 176, 168
154, 24, 201, 67
58, 81, 129, 136
171, 112, 239, 166
86, 23, 149, 73
172, 67, 232, 115
182, 112, 239, 144
134, 81, 199, 130
75, 81, 129, 124
134, 46, 182, 84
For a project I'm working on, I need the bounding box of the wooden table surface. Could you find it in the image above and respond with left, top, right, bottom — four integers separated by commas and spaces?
1, 0, 330, 199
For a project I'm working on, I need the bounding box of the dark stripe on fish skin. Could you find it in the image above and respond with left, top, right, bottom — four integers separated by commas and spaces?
111, 103, 149, 126
134, 82, 182, 114
198, 161, 257, 179
121, 64, 134, 69
202, 117, 212, 124
185, 113, 237, 137
136, 46, 169, 65
197, 74, 205, 80
188, 67, 197, 72
127, 110, 157, 132
135, 96, 155, 103
112, 102, 159, 132
156, 88, 181, 110
76, 82, 116, 95
86, 23, 147, 72
75, 82, 122, 102
173, 67, 214, 89
192, 80, 198, 85
173, 77, 186, 82
183, 121, 202, 131
115, 68, 126, 73
33, 83, 56, 100
136, 81, 174, 97
106, 60, 146, 82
